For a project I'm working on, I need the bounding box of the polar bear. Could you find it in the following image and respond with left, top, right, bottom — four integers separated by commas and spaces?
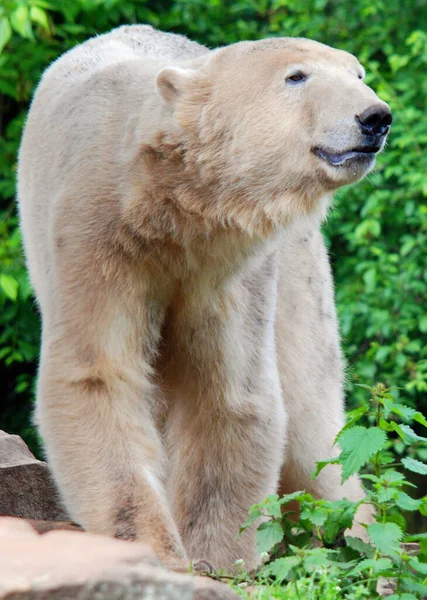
18, 25, 391, 570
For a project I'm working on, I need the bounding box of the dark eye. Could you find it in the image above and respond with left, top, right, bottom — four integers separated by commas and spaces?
286, 72, 307, 84
358, 74, 363, 80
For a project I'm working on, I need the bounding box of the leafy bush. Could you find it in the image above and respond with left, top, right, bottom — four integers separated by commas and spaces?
0, 2, 425, 473
230, 385, 427, 598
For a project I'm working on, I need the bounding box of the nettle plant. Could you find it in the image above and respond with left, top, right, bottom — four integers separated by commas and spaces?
237, 384, 427, 598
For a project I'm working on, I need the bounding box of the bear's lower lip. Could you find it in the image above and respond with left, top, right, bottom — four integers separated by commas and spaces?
312, 146, 380, 167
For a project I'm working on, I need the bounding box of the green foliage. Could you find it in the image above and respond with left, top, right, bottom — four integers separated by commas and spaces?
233, 385, 427, 598
0, 1, 425, 469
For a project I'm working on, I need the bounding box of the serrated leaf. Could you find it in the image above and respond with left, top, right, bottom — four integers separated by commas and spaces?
367, 522, 403, 554
414, 412, 427, 428
300, 506, 328, 526
395, 491, 421, 511
379, 470, 407, 485
391, 404, 417, 422
0, 274, 18, 301
338, 426, 387, 482
322, 503, 357, 545
279, 490, 305, 507
349, 557, 392, 574
377, 488, 396, 503
393, 423, 427, 443
402, 457, 427, 475
239, 507, 262, 533
336, 405, 369, 442
303, 548, 332, 570
256, 520, 283, 554
345, 535, 375, 557
360, 474, 380, 482
268, 556, 299, 581
261, 495, 283, 518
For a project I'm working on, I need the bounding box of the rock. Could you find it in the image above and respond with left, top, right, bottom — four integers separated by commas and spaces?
27, 519, 84, 534
193, 577, 240, 599
0, 431, 69, 521
0, 517, 239, 599
376, 577, 396, 597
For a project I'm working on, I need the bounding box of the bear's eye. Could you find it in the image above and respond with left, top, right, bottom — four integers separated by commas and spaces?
286, 72, 307, 84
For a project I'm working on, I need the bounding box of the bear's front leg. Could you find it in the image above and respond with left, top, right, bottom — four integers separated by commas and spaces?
35, 278, 186, 567
162, 271, 286, 571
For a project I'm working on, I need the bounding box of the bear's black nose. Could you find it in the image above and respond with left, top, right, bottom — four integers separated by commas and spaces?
356, 105, 392, 137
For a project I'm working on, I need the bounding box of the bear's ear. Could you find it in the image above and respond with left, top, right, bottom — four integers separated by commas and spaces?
156, 67, 198, 104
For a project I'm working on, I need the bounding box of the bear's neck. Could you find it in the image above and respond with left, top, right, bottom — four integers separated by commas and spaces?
117, 131, 329, 282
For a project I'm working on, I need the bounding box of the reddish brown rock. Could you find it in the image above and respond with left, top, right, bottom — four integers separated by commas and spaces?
0, 517, 239, 599
27, 519, 84, 534
0, 431, 68, 521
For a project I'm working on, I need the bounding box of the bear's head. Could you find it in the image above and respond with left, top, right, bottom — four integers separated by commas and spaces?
155, 37, 391, 235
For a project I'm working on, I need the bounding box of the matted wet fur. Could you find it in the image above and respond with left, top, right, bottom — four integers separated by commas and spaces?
18, 25, 391, 570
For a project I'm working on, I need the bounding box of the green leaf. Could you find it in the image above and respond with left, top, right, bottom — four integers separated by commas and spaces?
419, 496, 427, 517
345, 535, 375, 557
279, 490, 305, 506
336, 405, 369, 442
360, 474, 380, 483
300, 506, 328, 527
391, 404, 418, 422
402, 457, 427, 475
338, 426, 387, 482
0, 274, 19, 301
322, 501, 357, 544
367, 522, 403, 554
30, 6, 49, 32
419, 315, 427, 334
256, 521, 283, 554
363, 267, 377, 292
0, 17, 12, 53
395, 491, 421, 511
404, 531, 427, 542
303, 548, 332, 571
349, 557, 392, 574
379, 470, 407, 486
390, 422, 427, 444
239, 507, 262, 533
414, 412, 427, 428
261, 494, 283, 518
268, 556, 300, 582
10, 6, 33, 39
310, 457, 339, 480
377, 488, 396, 503
408, 556, 427, 575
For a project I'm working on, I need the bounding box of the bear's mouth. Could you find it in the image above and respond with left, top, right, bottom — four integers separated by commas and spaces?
312, 145, 381, 167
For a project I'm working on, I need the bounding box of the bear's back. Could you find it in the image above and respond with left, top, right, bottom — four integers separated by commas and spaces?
42, 25, 208, 88
104, 25, 208, 61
